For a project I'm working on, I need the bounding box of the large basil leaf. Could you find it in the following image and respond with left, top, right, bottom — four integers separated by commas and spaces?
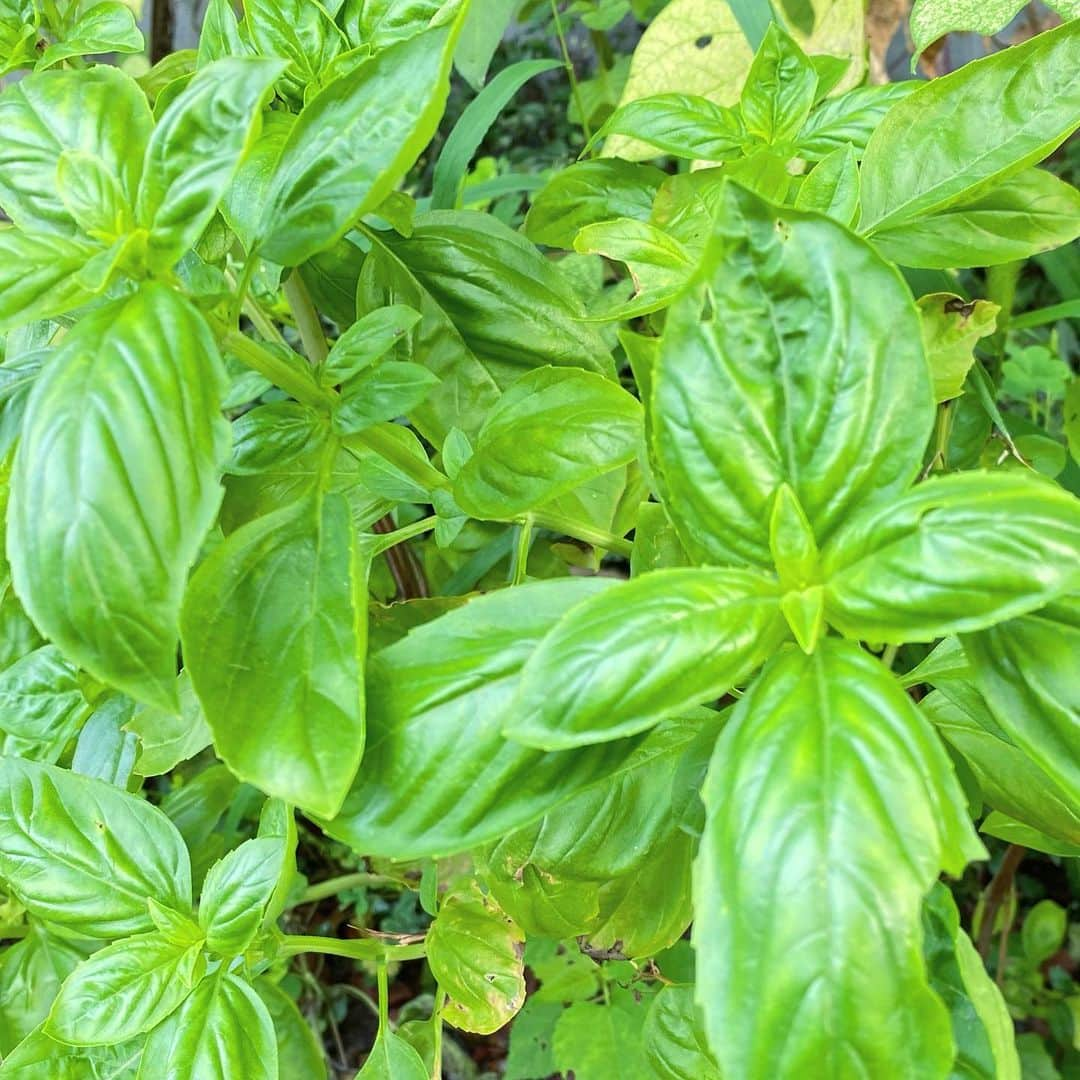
963, 597, 1079, 803
0, 65, 151, 235
36, 3, 144, 69
595, 94, 747, 161
136, 58, 285, 269
181, 492, 366, 819
822, 473, 1080, 643
694, 640, 983, 1078
46, 933, 204, 1047
870, 167, 1080, 269
427, 885, 525, 1035
453, 366, 642, 520
644, 986, 721, 1080
652, 182, 932, 567
0, 231, 100, 333
0, 759, 192, 938
259, 17, 459, 265
320, 578, 699, 859
9, 286, 229, 711
859, 22, 1080, 233
253, 979, 327, 1080
507, 569, 785, 749
138, 973, 277, 1080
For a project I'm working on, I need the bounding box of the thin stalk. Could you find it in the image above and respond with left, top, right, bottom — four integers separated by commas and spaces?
432, 990, 447, 1080
296, 872, 401, 906
228, 257, 259, 327
880, 644, 899, 671
531, 510, 633, 557
284, 271, 329, 366
511, 515, 534, 585
367, 516, 438, 557
977, 844, 1026, 960
279, 934, 427, 964
377, 959, 389, 1031
550, 0, 592, 143
344, 429, 450, 491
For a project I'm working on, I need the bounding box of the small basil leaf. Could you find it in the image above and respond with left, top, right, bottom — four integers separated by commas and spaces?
322, 304, 421, 386
198, 836, 287, 956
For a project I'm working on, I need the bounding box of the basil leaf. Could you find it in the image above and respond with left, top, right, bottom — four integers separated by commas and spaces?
181, 492, 366, 818
198, 836, 287, 956
822, 472, 1080, 643
197, 0, 248, 66
71, 697, 139, 788
859, 22, 1080, 232
963, 597, 1080, 811
0, 645, 88, 754
127, 672, 212, 778
356, 1028, 427, 1079
427, 885, 525, 1035
332, 361, 439, 435
226, 402, 327, 476
694, 640, 983, 1079
138, 973, 277, 1080
220, 111, 294, 252
453, 366, 642, 520
524, 159, 665, 249
9, 286, 229, 711
593, 94, 746, 160
0, 65, 151, 235
652, 182, 932, 567
918, 293, 1000, 403
321, 305, 421, 386
870, 167, 1080, 269
0, 758, 192, 938
36, 2, 144, 69
793, 144, 859, 225
739, 22, 817, 147
794, 82, 915, 160
259, 18, 460, 265
253, 979, 327, 1080
55, 149, 135, 240
46, 933, 205, 1046
136, 57, 286, 270
0, 1027, 143, 1078
0, 230, 100, 334
644, 987, 721, 1080
320, 578, 697, 859
508, 569, 786, 749
243, 0, 342, 104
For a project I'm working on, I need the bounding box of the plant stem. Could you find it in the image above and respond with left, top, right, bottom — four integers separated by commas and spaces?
977, 844, 1026, 961
367, 516, 438, 557
279, 934, 427, 964
344, 428, 450, 491
432, 989, 447, 1080
880, 644, 899, 671
284, 271, 329, 366
377, 959, 389, 1031
511, 515, 534, 585
296, 872, 401, 906
228, 257, 259, 327
531, 510, 633, 557
550, 0, 592, 144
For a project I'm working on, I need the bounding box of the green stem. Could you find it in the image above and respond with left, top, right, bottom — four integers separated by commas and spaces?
367, 516, 438, 557
531, 510, 633, 557
880, 644, 899, 671
511, 515, 534, 585
344, 428, 450, 491
1010, 299, 1080, 331
228, 257, 259, 327
550, 0, 592, 143
432, 989, 447, 1080
279, 934, 426, 964
212, 319, 337, 412
284, 271, 329, 366
296, 872, 401, 906
377, 959, 390, 1032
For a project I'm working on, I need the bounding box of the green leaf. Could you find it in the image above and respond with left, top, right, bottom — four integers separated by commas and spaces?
794, 82, 916, 160
922, 882, 1021, 1080
243, 0, 342, 104
9, 286, 230, 711
794, 144, 859, 225
595, 94, 746, 160
259, 17, 460, 265
0, 230, 100, 334
652, 182, 932, 568
320, 578, 698, 858
859, 22, 1080, 233
739, 22, 817, 147
332, 361, 439, 435
126, 672, 212, 777
136, 58, 286, 269
356, 1028, 427, 1079
181, 492, 366, 818
524, 159, 665, 249
870, 168, 1080, 269
963, 597, 1080, 809
220, 111, 294, 252
226, 402, 327, 476
46, 933, 204, 1047
454, 0, 518, 88
0, 1027, 143, 1078
253, 979, 328, 1080
197, 0, 248, 65
0, 644, 88, 754
427, 885, 525, 1034
71, 696, 139, 787
822, 473, 1080, 642
909, 0, 1028, 63
644, 986, 721, 1080
981, 811, 1080, 858
452, 366, 642, 520
343, 0, 444, 51
198, 836, 287, 956
694, 640, 983, 1079
1022, 899, 1067, 966
918, 294, 1000, 403
37, 2, 144, 69
0, 758, 192, 938
432, 57, 561, 210
322, 305, 422, 386
0, 65, 151, 235
553, 1001, 646, 1080
55, 149, 135, 240
138, 973, 277, 1080
630, 501, 690, 576
507, 569, 786, 749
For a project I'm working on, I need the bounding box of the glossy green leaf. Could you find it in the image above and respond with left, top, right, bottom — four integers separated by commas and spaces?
243, 0, 342, 104
859, 22, 1080, 233
253, 979, 328, 1080
0, 645, 88, 753
524, 159, 665, 249
1022, 899, 1067, 966
918, 293, 1000, 403
332, 361, 439, 435
822, 473, 1080, 643
181, 492, 365, 818
453, 366, 642, 520
508, 569, 785, 749
553, 1000, 647, 1080
136, 58, 286, 269
981, 811, 1080, 858
0, 65, 151, 235
226, 402, 327, 476
138, 973, 277, 1080
55, 149, 135, 240
126, 672, 212, 777
220, 111, 294, 251
197, 0, 247, 65
694, 640, 983, 1079
0, 758, 192, 938
0, 230, 100, 334
199, 836, 287, 956
909, 0, 1028, 62
0, 1028, 143, 1078
344, 0, 444, 50
739, 22, 817, 147
71, 696, 139, 787
644, 987, 721, 1080
630, 502, 690, 576
652, 182, 932, 567
322, 305, 421, 386
37, 2, 144, 69
427, 885, 525, 1034
320, 578, 699, 858
259, 17, 460, 265
356, 1028, 427, 1079
963, 596, 1080, 808
9, 286, 230, 711
596, 94, 746, 160
871, 168, 1080, 269
46, 933, 204, 1047
794, 144, 859, 225
794, 82, 916, 160
922, 882, 1020, 1080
